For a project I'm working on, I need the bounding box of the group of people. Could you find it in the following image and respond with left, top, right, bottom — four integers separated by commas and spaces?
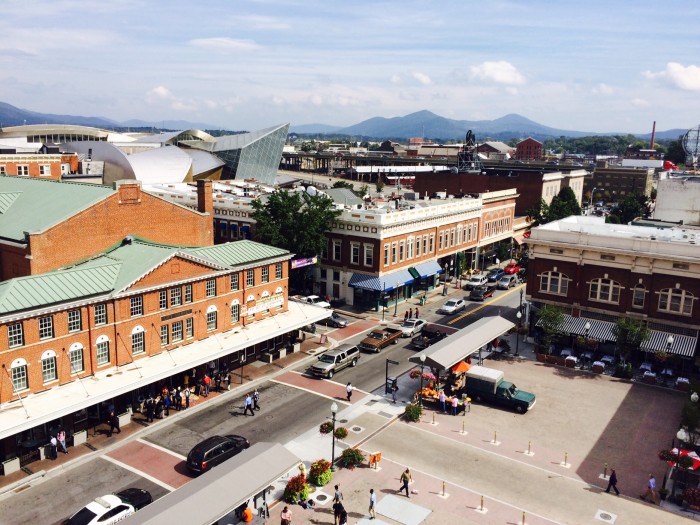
403, 307, 420, 322
243, 389, 261, 416
142, 386, 192, 422
48, 430, 68, 459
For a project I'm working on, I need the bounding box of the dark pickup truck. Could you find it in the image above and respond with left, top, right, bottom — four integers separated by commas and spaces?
412, 328, 448, 350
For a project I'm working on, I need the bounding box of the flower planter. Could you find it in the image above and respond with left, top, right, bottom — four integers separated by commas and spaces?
536, 353, 547, 363
118, 412, 131, 428
73, 429, 87, 446
2, 456, 20, 475
592, 364, 605, 374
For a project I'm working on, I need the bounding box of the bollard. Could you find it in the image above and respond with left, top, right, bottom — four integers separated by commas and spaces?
432, 412, 435, 424
522, 511, 526, 525
603, 462, 608, 478
462, 421, 465, 434
493, 430, 497, 443
528, 441, 531, 455
442, 481, 445, 496
564, 452, 568, 465
480, 495, 484, 511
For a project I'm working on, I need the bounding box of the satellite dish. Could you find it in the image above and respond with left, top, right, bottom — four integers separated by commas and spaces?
682, 125, 700, 165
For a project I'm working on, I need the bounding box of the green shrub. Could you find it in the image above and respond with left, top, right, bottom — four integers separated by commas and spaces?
334, 427, 348, 440
283, 473, 310, 503
404, 402, 422, 422
308, 459, 332, 486
339, 448, 365, 470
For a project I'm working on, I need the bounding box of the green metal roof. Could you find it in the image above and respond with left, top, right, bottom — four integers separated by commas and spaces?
0, 176, 113, 242
189, 240, 290, 266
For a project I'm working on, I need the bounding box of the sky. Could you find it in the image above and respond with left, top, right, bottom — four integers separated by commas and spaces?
1, 0, 700, 134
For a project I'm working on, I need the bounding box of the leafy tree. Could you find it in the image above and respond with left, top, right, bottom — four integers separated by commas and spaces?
537, 305, 565, 354
332, 180, 354, 190
607, 194, 646, 224
358, 183, 370, 198
665, 136, 686, 165
375, 178, 385, 194
548, 186, 582, 221
611, 317, 650, 363
526, 199, 550, 227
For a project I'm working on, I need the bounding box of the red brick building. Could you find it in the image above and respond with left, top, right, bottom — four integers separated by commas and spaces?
515, 137, 543, 161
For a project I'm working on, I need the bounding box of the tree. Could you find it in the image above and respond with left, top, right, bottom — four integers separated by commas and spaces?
607, 194, 646, 224
537, 305, 565, 354
666, 136, 686, 165
526, 199, 550, 227
611, 317, 650, 363
548, 187, 582, 221
332, 180, 354, 190
375, 178, 385, 194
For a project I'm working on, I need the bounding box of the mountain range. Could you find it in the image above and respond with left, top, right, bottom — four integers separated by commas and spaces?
0, 101, 685, 142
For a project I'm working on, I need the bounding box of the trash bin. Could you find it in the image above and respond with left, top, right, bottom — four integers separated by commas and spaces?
386, 377, 397, 395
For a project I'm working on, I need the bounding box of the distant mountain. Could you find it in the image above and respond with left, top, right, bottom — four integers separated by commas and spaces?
120, 119, 225, 131
290, 123, 343, 134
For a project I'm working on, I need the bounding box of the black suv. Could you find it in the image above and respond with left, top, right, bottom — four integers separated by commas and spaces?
186, 435, 249, 474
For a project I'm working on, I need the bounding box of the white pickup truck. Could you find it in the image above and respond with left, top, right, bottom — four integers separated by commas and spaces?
292, 295, 332, 309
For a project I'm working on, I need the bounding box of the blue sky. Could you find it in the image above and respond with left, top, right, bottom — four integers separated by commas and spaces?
1, 0, 699, 134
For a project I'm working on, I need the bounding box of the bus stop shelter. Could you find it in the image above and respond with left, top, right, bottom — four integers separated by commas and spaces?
123, 442, 300, 525
409, 316, 515, 371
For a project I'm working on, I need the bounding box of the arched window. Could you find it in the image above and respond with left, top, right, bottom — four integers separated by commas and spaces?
658, 288, 694, 315
130, 326, 145, 355
41, 349, 57, 383
10, 358, 28, 392
589, 278, 622, 304
231, 299, 240, 324
207, 305, 218, 332
539, 271, 569, 295
632, 285, 646, 309
96, 334, 111, 365
69, 343, 84, 373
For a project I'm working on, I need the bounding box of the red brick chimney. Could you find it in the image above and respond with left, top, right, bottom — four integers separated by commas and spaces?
197, 179, 213, 215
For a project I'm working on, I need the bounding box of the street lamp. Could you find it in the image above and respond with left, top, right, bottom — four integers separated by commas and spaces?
667, 334, 674, 353
692, 392, 699, 404
584, 322, 591, 338
442, 264, 448, 296
394, 282, 400, 316
330, 401, 338, 471
419, 353, 426, 406
516, 311, 522, 356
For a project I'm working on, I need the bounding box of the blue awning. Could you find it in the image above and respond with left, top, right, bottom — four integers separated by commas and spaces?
348, 269, 415, 292
410, 260, 443, 279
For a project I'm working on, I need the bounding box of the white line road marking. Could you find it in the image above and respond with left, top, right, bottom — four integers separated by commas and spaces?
136, 438, 186, 460
101, 455, 176, 492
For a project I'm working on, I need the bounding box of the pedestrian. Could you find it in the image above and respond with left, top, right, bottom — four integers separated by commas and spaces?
145, 395, 155, 422
640, 474, 657, 504
338, 507, 348, 525
391, 382, 398, 404
49, 435, 58, 460
399, 468, 412, 497
244, 393, 255, 416
346, 382, 353, 402
253, 389, 260, 410
368, 488, 376, 519
280, 505, 292, 525
332, 501, 344, 525
404, 310, 409, 322
203, 373, 211, 397
605, 468, 620, 496
414, 307, 419, 318
451, 395, 459, 416
57, 429, 68, 454
215, 372, 222, 393
108, 411, 120, 436
164, 391, 170, 416
439, 390, 446, 413
173, 387, 181, 411
184, 386, 190, 409
334, 484, 343, 504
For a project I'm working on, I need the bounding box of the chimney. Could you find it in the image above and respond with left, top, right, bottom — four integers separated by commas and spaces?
197, 179, 213, 215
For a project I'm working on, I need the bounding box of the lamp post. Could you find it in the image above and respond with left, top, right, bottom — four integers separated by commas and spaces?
516, 311, 522, 356
667, 334, 674, 353
419, 353, 426, 406
394, 282, 400, 316
330, 401, 338, 471
381, 283, 386, 323
590, 187, 598, 212
442, 264, 448, 296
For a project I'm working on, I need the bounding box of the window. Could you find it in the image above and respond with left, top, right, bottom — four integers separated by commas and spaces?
8, 323, 23, 347
450, 229, 455, 246
632, 286, 646, 308
171, 287, 182, 307
0, 165, 5, 175
383, 244, 389, 266
364, 244, 374, 267
275, 263, 283, 280
130, 330, 145, 354
69, 346, 84, 373
40, 164, 51, 176
261, 266, 269, 283
429, 234, 435, 253
658, 288, 694, 315
67, 310, 82, 332
11, 362, 28, 391
42, 354, 57, 383
589, 278, 621, 304
172, 320, 183, 342
207, 311, 218, 332
439, 231, 444, 250
206, 279, 217, 297
333, 240, 342, 261
246, 270, 255, 287
457, 225, 463, 245
391, 243, 397, 264
130, 295, 143, 317
97, 340, 110, 365
407, 237, 414, 259
160, 325, 169, 346
39, 316, 54, 340
159, 290, 168, 310
231, 303, 240, 324
423, 235, 428, 254
17, 165, 29, 176
185, 284, 193, 303
399, 241, 405, 261
540, 271, 569, 295
230, 273, 240, 290
186, 318, 194, 338
94, 304, 107, 326
415, 236, 421, 257
351, 243, 360, 265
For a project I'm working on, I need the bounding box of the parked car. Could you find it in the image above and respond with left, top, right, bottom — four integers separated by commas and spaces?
61, 488, 152, 525
464, 274, 488, 290
308, 344, 360, 378
186, 435, 250, 474
497, 275, 519, 289
438, 298, 466, 315
412, 328, 448, 349
398, 318, 428, 338
486, 268, 505, 283
469, 286, 494, 301
319, 312, 349, 328
503, 262, 521, 275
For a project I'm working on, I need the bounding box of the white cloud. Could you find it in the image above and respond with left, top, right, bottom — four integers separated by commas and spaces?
643, 62, 700, 91
390, 74, 402, 84
189, 38, 261, 53
412, 71, 432, 85
469, 61, 525, 85
592, 83, 614, 95
234, 15, 289, 30
631, 98, 650, 107
146, 86, 171, 101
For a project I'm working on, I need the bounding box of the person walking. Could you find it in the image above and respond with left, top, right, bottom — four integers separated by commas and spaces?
404, 310, 409, 322
438, 390, 446, 413
451, 395, 459, 416
253, 389, 260, 411
334, 484, 343, 504
332, 501, 344, 525
399, 468, 412, 497
145, 395, 155, 422
184, 386, 190, 409
640, 474, 657, 504
368, 488, 377, 519
391, 382, 398, 404
408, 308, 413, 320
280, 505, 292, 525
203, 373, 211, 397
57, 429, 68, 454
244, 393, 255, 416
605, 468, 620, 496
163, 391, 170, 416
49, 435, 58, 460
414, 307, 419, 318
346, 382, 353, 402
108, 411, 120, 436
173, 387, 181, 411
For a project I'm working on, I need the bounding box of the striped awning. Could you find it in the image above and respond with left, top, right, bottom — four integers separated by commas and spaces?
641, 330, 698, 358
410, 260, 443, 279
348, 268, 415, 292
536, 315, 615, 342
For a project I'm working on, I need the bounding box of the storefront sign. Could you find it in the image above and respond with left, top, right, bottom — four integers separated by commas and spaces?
247, 294, 284, 314
291, 256, 318, 269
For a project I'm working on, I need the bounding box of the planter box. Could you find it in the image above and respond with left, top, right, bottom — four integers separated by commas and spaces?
677, 382, 691, 392
117, 412, 131, 428
644, 376, 657, 385
2, 456, 20, 475
278, 347, 287, 359
73, 429, 87, 446
592, 364, 605, 374
565, 357, 577, 368
292, 342, 300, 353
536, 353, 547, 363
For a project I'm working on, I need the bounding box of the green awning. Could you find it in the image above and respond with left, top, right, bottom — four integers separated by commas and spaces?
408, 267, 421, 279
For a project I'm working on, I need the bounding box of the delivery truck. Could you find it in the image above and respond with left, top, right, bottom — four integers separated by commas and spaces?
465, 365, 536, 413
